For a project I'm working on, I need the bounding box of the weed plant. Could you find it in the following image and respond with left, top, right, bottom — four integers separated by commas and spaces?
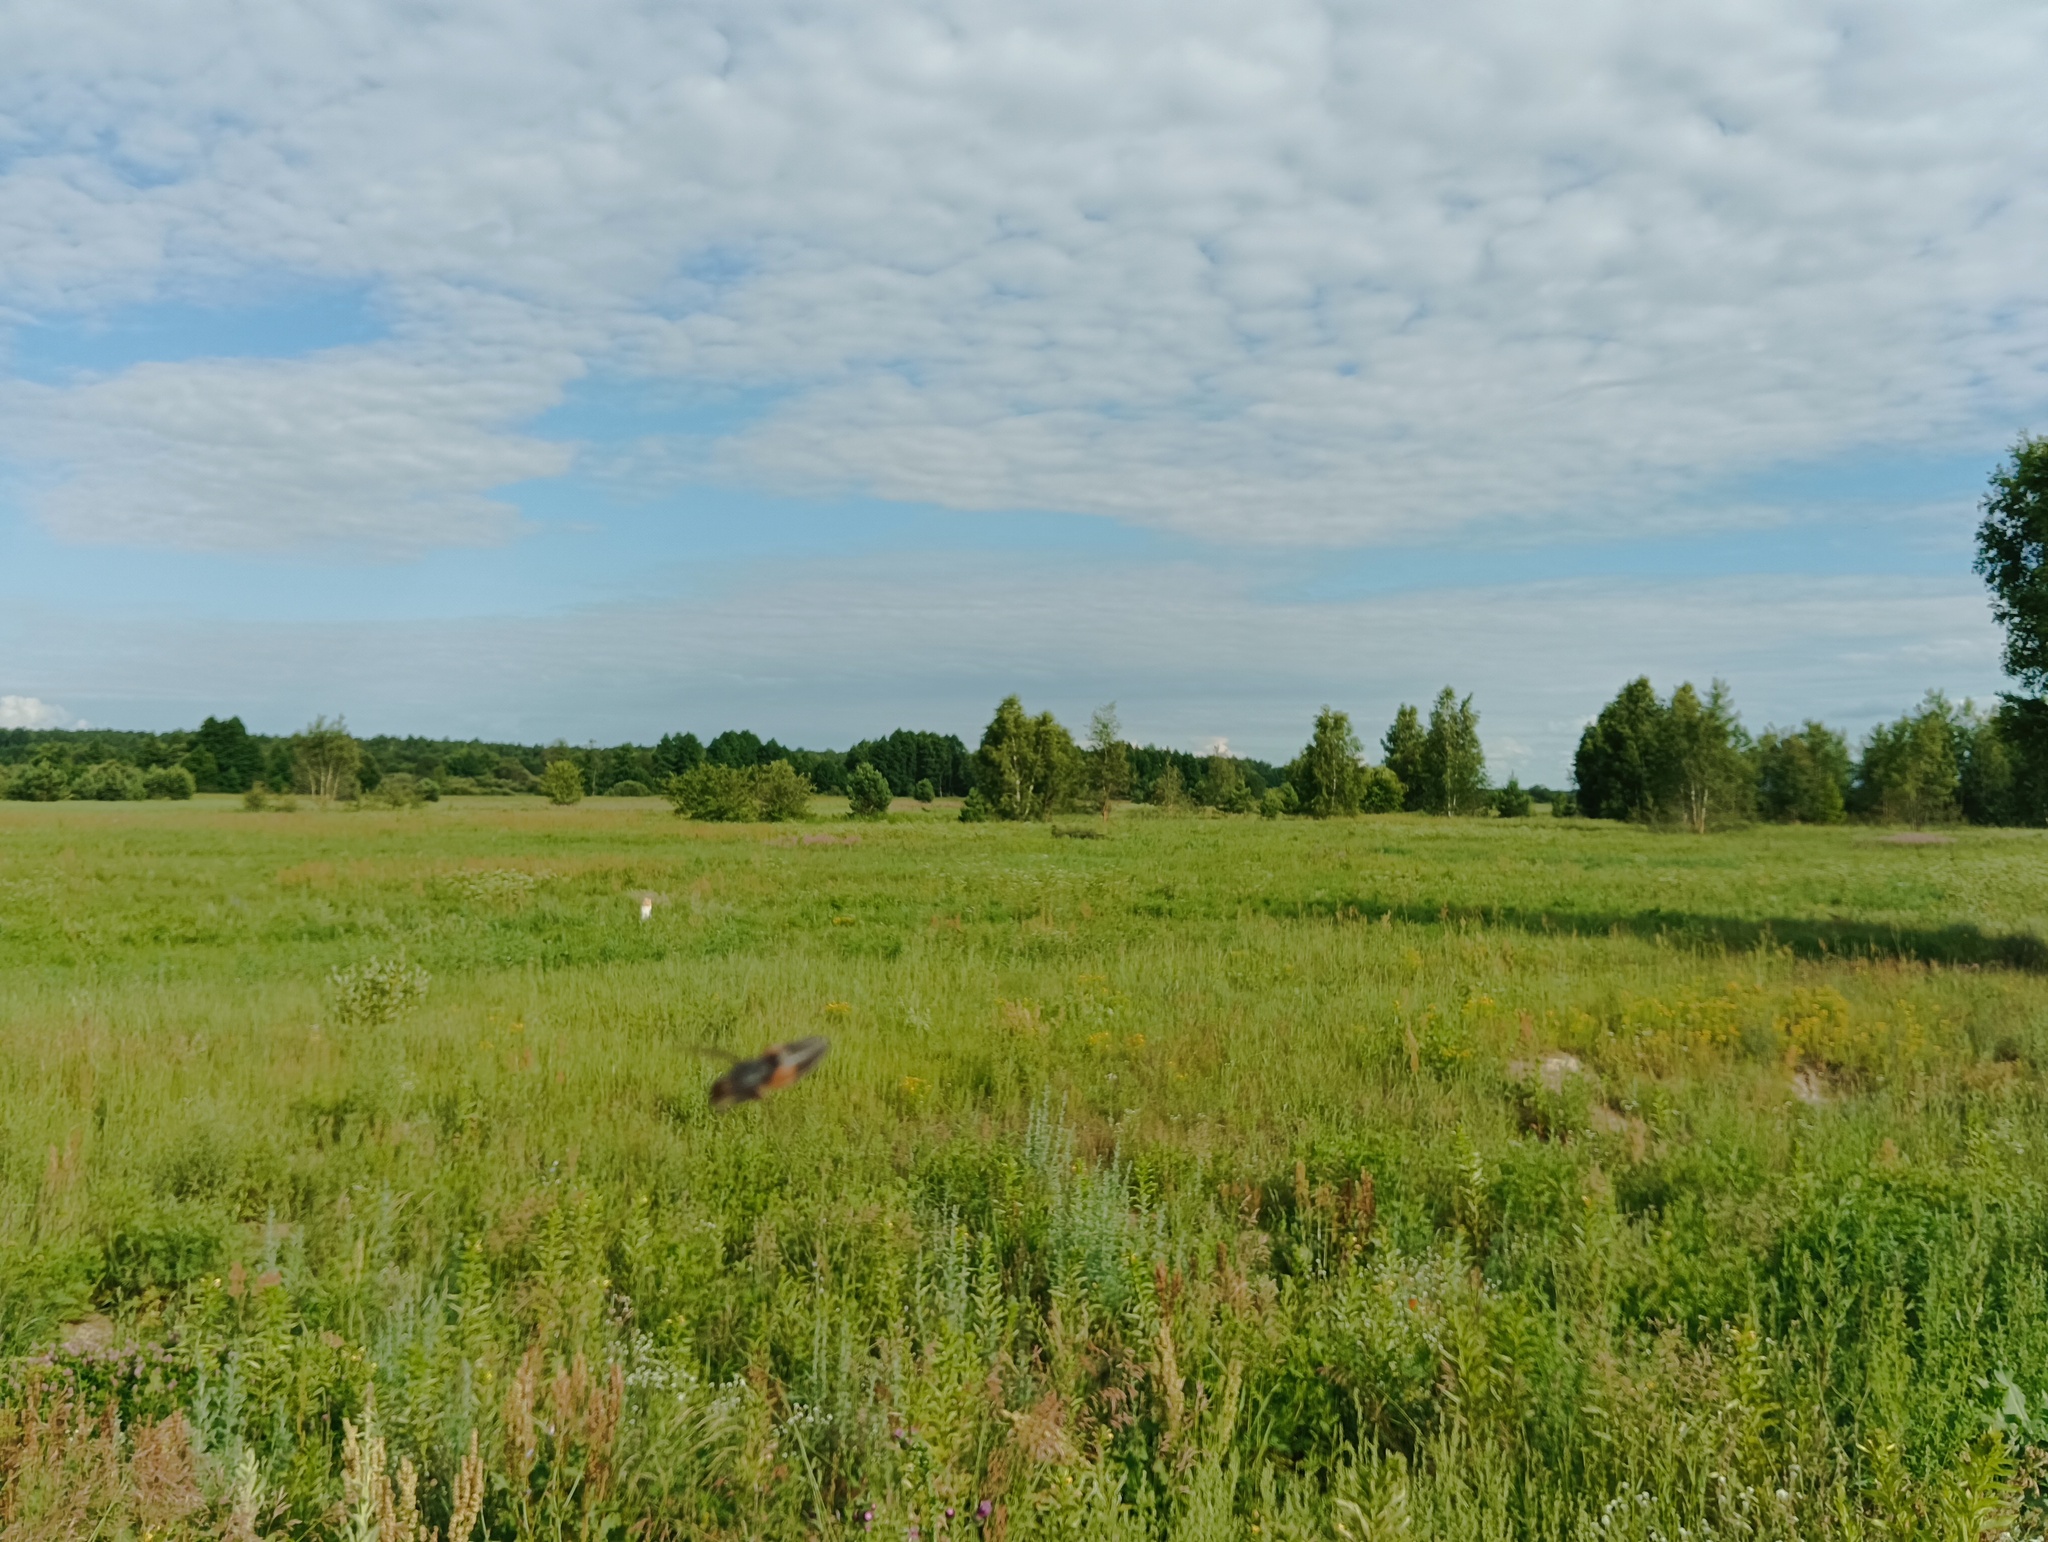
1, 800, 2047, 1537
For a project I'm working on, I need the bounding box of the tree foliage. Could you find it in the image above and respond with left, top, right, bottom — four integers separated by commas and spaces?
665, 760, 814, 822
844, 761, 894, 818
1576, 678, 1751, 831
1855, 693, 1962, 827
1756, 723, 1851, 824
846, 730, 973, 798
1292, 707, 1366, 817
1575, 677, 1664, 822
142, 765, 197, 801
974, 697, 1079, 821
1381, 705, 1427, 812
1085, 705, 1131, 816
1975, 434, 2048, 693
293, 717, 362, 804
540, 759, 585, 805
1421, 688, 1488, 815
72, 761, 144, 801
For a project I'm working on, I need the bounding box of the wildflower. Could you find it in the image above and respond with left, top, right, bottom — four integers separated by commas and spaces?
826, 1001, 852, 1013
976, 1501, 993, 1521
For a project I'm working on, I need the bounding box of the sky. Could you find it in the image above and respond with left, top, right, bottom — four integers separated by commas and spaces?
2, 0, 2045, 778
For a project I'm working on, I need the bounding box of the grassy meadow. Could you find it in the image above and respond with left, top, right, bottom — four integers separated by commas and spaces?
3, 796, 2048, 1539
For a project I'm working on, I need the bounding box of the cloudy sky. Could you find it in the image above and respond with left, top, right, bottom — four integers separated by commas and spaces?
2, 0, 2043, 773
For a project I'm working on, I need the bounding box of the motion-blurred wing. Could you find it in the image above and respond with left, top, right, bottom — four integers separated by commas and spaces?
709, 1036, 829, 1109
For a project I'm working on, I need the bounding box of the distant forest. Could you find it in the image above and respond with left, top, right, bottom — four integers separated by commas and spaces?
0, 717, 1284, 809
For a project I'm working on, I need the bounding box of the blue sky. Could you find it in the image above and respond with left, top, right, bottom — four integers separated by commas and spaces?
2, 0, 2044, 776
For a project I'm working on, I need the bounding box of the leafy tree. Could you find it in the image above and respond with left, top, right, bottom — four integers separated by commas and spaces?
1293, 707, 1367, 817
1975, 435, 2048, 692
142, 765, 197, 800
189, 715, 261, 793
293, 717, 361, 804
845, 761, 894, 818
1755, 723, 1851, 824
1198, 754, 1255, 813
1086, 705, 1131, 816
654, 732, 706, 779
667, 764, 758, 821
1381, 705, 1427, 812
73, 761, 144, 801
958, 788, 995, 822
541, 759, 585, 805
847, 730, 973, 797
753, 761, 815, 821
1575, 678, 1663, 821
974, 697, 1079, 821
1359, 765, 1404, 813
4, 762, 68, 801
1855, 693, 1961, 827
1418, 688, 1487, 815
1260, 784, 1299, 818
706, 730, 765, 769
1149, 761, 1189, 812
1495, 776, 1532, 817
1958, 706, 2016, 826
1661, 681, 1752, 834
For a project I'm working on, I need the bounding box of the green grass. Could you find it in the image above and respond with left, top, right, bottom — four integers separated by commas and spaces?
3, 797, 2047, 1539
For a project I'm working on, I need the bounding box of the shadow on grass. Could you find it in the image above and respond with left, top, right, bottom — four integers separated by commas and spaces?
1268, 897, 2048, 973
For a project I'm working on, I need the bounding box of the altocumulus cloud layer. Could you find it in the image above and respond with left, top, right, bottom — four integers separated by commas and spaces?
0, 0, 2044, 551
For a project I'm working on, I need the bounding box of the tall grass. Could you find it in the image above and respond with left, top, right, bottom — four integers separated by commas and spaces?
2, 799, 2046, 1537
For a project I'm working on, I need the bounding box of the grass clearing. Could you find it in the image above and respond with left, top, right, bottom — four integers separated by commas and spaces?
3, 798, 2047, 1538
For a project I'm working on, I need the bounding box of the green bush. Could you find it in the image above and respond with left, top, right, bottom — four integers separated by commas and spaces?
913, 777, 936, 803
1495, 775, 1533, 817
958, 787, 995, 822
1361, 764, 1405, 813
141, 765, 197, 800
753, 759, 814, 821
540, 759, 585, 805
72, 761, 145, 801
666, 760, 815, 822
1261, 783, 1299, 818
667, 763, 759, 821
361, 772, 427, 808
845, 761, 894, 818
607, 779, 653, 798
3, 762, 69, 801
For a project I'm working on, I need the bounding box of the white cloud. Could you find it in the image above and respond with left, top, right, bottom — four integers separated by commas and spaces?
0, 346, 573, 553
0, 0, 2044, 549
0, 695, 73, 728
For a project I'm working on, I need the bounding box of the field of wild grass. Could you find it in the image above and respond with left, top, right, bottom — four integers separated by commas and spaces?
3, 797, 2048, 1540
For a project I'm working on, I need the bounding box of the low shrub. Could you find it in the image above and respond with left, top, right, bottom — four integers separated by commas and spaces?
666, 760, 815, 822
72, 761, 145, 801
845, 761, 894, 818
541, 760, 585, 805
3, 762, 69, 801
141, 765, 197, 800
607, 779, 653, 797
361, 772, 427, 808
1495, 776, 1533, 817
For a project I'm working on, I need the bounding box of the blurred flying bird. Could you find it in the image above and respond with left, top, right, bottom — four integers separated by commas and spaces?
703, 1037, 830, 1109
